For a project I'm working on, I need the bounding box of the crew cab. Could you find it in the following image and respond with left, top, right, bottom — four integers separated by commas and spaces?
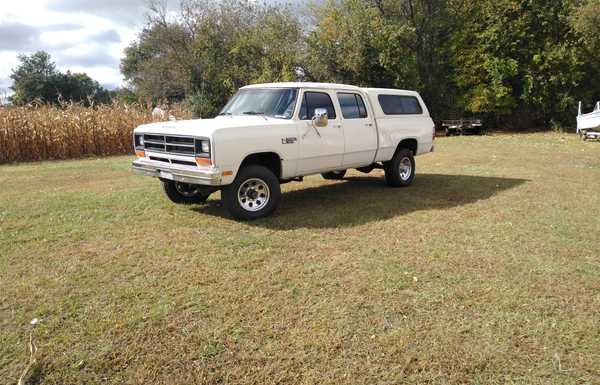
132, 82, 435, 220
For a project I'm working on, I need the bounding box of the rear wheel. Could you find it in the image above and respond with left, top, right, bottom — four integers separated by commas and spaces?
384, 148, 415, 187
222, 165, 281, 220
321, 170, 347, 180
162, 180, 209, 204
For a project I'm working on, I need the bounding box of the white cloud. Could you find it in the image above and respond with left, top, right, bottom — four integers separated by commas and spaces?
46, 0, 148, 25
89, 30, 122, 44
0, 23, 41, 51
0, 0, 144, 91
0, 0, 311, 93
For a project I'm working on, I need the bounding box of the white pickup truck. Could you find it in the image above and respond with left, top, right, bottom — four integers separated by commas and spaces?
132, 82, 435, 219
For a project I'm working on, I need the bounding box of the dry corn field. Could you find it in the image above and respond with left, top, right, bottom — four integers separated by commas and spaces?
0, 103, 192, 163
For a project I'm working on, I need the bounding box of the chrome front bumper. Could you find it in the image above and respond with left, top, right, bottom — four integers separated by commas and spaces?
132, 158, 222, 186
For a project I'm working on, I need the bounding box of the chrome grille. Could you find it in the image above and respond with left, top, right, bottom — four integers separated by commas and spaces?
149, 156, 197, 167
143, 134, 196, 156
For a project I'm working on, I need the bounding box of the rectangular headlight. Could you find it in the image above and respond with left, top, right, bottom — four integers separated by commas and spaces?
134, 134, 144, 148
195, 139, 210, 156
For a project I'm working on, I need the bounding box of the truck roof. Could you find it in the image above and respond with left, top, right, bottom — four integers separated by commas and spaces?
362, 88, 420, 96
242, 82, 419, 95
242, 82, 361, 91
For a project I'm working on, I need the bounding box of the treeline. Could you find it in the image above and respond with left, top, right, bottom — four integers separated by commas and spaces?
9, 52, 112, 106
120, 0, 597, 129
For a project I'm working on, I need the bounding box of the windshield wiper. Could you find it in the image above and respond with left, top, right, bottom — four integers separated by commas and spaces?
242, 111, 265, 115
218, 112, 232, 116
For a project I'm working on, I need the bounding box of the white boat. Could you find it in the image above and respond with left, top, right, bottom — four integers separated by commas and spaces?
577, 101, 600, 140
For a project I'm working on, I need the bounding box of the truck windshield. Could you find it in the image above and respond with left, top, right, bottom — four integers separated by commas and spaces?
220, 88, 298, 119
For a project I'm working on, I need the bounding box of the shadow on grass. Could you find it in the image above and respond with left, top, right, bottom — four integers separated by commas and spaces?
193, 173, 528, 229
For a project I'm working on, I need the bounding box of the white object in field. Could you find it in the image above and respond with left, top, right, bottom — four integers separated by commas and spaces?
152, 107, 166, 119
577, 101, 600, 139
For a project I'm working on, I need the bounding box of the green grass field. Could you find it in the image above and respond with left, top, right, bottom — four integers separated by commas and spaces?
1, 133, 599, 384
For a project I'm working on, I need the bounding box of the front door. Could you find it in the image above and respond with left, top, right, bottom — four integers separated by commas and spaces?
296, 90, 345, 174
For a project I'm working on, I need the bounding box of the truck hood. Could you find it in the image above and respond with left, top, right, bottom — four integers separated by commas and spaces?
134, 115, 294, 137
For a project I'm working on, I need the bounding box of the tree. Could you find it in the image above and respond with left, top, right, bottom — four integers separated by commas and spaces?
306, 0, 459, 119
120, 23, 189, 103
571, 0, 600, 54
10, 51, 110, 105
570, 0, 600, 111
451, 0, 586, 127
122, 0, 600, 128
121, 0, 304, 117
10, 51, 59, 105
377, 0, 459, 117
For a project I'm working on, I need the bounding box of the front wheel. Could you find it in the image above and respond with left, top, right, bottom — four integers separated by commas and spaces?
222, 165, 281, 220
384, 148, 415, 187
321, 170, 347, 180
162, 180, 209, 204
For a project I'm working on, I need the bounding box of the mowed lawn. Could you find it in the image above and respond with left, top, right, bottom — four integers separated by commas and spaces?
1, 133, 599, 385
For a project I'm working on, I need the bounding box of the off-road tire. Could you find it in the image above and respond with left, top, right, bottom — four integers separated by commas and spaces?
321, 170, 347, 180
384, 148, 415, 187
162, 180, 209, 204
222, 165, 281, 220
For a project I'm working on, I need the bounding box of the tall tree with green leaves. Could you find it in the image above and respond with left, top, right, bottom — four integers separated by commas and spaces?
306, 0, 459, 118
452, 0, 585, 127
570, 0, 600, 111
10, 51, 59, 105
305, 0, 399, 86
11, 51, 110, 105
122, 0, 304, 117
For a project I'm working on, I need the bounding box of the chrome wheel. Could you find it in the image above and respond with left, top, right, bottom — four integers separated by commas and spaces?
237, 178, 270, 212
174, 182, 201, 197
399, 157, 412, 181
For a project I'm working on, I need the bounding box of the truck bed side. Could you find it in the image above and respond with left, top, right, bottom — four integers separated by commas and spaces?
362, 88, 435, 162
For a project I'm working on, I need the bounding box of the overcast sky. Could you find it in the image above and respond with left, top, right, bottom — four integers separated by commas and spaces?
0, 0, 152, 92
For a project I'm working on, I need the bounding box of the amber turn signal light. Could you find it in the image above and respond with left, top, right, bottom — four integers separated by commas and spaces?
195, 157, 212, 166
135, 150, 145, 158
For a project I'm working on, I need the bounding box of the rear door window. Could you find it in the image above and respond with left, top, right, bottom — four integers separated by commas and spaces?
378, 95, 423, 115
299, 92, 337, 120
337, 92, 368, 119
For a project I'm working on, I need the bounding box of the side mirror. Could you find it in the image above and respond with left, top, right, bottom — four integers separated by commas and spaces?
313, 108, 328, 127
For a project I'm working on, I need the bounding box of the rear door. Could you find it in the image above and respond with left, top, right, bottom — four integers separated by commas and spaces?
337, 92, 378, 167
296, 89, 345, 174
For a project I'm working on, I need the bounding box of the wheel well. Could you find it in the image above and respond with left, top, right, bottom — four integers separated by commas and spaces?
396, 138, 418, 155
240, 152, 281, 178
